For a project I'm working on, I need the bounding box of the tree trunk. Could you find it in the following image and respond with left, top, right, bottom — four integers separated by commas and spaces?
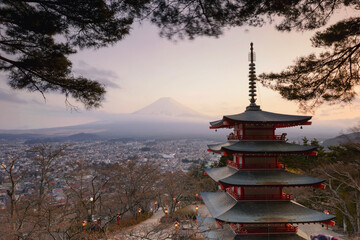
356, 190, 360, 235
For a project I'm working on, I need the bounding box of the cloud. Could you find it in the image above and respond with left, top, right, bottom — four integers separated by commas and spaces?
0, 89, 28, 104
317, 97, 360, 118
0, 89, 45, 105
74, 60, 121, 89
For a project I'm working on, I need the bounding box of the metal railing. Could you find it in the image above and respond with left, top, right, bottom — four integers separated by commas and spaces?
227, 160, 240, 169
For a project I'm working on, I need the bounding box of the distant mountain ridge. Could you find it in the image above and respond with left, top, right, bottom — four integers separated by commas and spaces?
0, 98, 218, 139
2, 97, 353, 141
322, 132, 360, 148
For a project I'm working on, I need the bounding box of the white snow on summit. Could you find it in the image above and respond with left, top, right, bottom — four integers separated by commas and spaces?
132, 97, 206, 119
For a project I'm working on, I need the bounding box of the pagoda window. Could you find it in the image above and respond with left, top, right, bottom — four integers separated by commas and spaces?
230, 154, 243, 168
244, 125, 273, 140
243, 156, 277, 169
233, 124, 243, 139
243, 187, 281, 200
233, 154, 240, 164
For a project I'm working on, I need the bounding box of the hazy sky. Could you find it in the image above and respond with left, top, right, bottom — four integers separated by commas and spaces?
1, 8, 359, 130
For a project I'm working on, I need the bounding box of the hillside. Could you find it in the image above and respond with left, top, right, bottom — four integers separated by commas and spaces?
322, 132, 360, 148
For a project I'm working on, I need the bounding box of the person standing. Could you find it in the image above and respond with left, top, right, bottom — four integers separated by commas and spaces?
310, 234, 339, 240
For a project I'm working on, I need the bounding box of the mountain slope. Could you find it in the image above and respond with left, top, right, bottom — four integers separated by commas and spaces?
322, 132, 360, 147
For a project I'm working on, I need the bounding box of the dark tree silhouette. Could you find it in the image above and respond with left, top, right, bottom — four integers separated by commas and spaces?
259, 17, 360, 110
1, 0, 359, 109
149, 0, 360, 110
0, 0, 139, 108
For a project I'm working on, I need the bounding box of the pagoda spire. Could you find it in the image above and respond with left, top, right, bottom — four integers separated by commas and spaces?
246, 42, 261, 111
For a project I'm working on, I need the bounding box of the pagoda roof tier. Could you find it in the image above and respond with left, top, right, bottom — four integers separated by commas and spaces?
197, 216, 307, 240
205, 167, 325, 187
201, 192, 335, 224
208, 141, 317, 154
210, 110, 311, 129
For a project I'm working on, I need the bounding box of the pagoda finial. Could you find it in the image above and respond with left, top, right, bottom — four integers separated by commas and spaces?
246, 42, 261, 111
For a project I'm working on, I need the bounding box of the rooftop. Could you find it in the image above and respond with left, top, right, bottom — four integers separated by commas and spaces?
208, 141, 316, 154
205, 166, 325, 187
210, 110, 311, 128
201, 192, 335, 224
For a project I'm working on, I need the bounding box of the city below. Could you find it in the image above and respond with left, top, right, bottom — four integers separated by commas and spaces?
0, 137, 220, 209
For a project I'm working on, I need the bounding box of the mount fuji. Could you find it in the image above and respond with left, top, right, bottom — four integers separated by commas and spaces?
0, 98, 224, 139
133, 97, 207, 119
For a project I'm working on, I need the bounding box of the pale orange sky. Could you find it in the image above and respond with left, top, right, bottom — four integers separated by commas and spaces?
0, 7, 359, 130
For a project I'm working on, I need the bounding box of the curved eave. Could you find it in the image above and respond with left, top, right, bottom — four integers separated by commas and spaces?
208, 141, 317, 154
210, 119, 225, 129
210, 110, 312, 129
201, 192, 335, 224
205, 167, 325, 187
210, 120, 312, 129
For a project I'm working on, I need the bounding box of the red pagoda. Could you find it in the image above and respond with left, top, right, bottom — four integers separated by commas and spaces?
199, 43, 335, 239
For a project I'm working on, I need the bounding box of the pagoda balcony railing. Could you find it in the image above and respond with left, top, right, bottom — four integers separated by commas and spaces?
227, 160, 240, 169
226, 189, 292, 201
242, 163, 286, 169
243, 163, 286, 169
226, 188, 240, 200
231, 224, 297, 234
227, 161, 286, 170
227, 134, 285, 141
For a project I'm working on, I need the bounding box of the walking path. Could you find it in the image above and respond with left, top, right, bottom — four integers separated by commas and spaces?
138, 209, 165, 225
109, 209, 167, 240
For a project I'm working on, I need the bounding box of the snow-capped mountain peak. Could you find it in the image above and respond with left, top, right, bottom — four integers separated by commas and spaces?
132, 97, 206, 118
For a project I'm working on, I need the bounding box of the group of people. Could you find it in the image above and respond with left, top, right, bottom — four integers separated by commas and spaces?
310, 234, 339, 240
